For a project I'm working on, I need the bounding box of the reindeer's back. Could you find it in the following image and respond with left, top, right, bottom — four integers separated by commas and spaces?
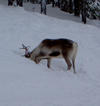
42, 38, 73, 48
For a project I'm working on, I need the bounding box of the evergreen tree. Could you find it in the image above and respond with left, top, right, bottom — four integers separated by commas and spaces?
86, 0, 100, 19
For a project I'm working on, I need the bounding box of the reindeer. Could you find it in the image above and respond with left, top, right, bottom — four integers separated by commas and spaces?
22, 38, 78, 73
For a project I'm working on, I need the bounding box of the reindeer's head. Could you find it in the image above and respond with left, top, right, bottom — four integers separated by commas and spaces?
21, 44, 31, 58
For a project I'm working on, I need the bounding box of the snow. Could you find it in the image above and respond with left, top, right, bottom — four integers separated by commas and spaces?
0, 3, 100, 106
23, 3, 100, 28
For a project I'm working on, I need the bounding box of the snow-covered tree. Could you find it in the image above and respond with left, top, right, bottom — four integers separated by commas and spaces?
86, 0, 100, 19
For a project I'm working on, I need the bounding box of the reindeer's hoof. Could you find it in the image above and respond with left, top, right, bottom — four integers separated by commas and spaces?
47, 65, 50, 68
73, 71, 76, 74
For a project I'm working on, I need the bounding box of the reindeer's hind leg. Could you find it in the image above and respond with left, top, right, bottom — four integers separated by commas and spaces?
72, 42, 78, 73
64, 57, 72, 70
62, 52, 72, 71
72, 58, 76, 73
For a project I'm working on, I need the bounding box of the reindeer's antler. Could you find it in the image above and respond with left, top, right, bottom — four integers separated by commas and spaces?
20, 44, 28, 50
22, 44, 26, 48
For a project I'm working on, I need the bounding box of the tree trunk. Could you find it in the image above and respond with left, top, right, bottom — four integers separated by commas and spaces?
74, 0, 80, 16
69, 0, 73, 13
8, 0, 13, 6
81, 0, 87, 24
16, 0, 23, 7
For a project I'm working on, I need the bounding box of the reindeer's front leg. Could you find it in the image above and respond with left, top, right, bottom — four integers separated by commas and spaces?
34, 52, 47, 64
35, 56, 41, 64
47, 58, 51, 68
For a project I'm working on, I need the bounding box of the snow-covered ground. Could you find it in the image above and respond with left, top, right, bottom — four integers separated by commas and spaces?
24, 2, 100, 28
0, 3, 100, 106
0, 0, 100, 27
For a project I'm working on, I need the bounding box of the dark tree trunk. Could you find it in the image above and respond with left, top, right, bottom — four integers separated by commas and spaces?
8, 0, 13, 6
74, 0, 81, 16
16, 0, 23, 7
40, 0, 47, 15
57, 0, 60, 8
69, 0, 73, 13
52, 0, 55, 7
81, 0, 87, 24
